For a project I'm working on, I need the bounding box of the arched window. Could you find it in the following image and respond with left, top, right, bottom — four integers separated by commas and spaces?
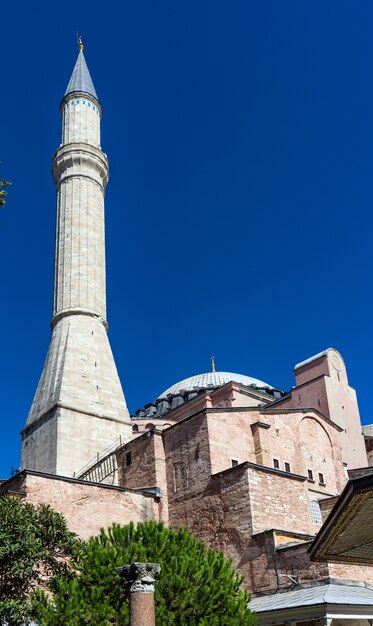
310, 500, 322, 525
145, 423, 155, 431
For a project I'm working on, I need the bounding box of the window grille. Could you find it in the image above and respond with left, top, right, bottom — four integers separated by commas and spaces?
310, 500, 322, 525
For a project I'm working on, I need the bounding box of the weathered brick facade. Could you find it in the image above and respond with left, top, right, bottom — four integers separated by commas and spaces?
9, 346, 373, 605
0, 471, 159, 540
114, 349, 373, 597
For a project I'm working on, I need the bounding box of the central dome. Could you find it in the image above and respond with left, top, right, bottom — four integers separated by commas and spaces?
158, 371, 273, 399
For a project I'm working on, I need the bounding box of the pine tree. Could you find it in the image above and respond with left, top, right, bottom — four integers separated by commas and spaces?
0, 495, 82, 626
34, 521, 256, 626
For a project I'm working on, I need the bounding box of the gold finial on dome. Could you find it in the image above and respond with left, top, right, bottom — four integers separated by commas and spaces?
77, 34, 84, 52
211, 356, 216, 373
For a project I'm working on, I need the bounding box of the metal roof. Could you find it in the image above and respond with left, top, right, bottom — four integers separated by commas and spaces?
158, 371, 273, 399
250, 582, 373, 613
309, 472, 373, 564
64, 50, 98, 100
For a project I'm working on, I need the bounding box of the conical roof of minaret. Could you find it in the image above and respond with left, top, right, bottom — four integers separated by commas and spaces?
64, 45, 98, 100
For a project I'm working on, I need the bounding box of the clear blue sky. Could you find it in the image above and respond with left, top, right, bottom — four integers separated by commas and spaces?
1, 1, 372, 477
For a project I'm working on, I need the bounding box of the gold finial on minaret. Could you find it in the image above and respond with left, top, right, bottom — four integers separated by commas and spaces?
211, 356, 216, 373
77, 34, 84, 52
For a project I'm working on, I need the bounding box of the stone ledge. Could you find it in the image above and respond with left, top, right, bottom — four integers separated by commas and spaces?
22, 401, 131, 437
0, 469, 160, 498
212, 460, 307, 482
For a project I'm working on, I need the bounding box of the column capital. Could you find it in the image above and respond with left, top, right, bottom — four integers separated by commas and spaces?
119, 562, 161, 594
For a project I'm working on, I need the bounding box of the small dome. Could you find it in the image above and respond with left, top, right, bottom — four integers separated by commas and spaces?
158, 371, 273, 399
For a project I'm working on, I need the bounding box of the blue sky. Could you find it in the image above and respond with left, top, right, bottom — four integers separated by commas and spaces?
1, 1, 373, 477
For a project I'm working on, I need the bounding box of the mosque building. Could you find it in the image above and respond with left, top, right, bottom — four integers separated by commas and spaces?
3, 42, 373, 624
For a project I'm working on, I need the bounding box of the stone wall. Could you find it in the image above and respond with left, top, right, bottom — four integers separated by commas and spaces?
0, 471, 159, 540
275, 349, 367, 469
116, 405, 359, 592
117, 431, 169, 522
206, 410, 258, 473
118, 432, 159, 490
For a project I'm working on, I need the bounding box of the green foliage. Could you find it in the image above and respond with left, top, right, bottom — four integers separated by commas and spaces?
0, 177, 11, 207
34, 521, 255, 626
0, 495, 82, 626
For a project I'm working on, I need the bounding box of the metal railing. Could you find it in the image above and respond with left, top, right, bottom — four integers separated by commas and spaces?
74, 435, 124, 480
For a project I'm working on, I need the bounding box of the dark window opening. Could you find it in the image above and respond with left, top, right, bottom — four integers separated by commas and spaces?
273, 458, 280, 469
231, 459, 238, 467
307, 469, 314, 481
284, 462, 291, 473
318, 472, 325, 485
126, 452, 132, 466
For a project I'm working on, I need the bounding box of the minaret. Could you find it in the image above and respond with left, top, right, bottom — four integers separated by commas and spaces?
21, 40, 132, 477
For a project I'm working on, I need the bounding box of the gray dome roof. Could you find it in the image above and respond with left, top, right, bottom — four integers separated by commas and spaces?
158, 371, 273, 399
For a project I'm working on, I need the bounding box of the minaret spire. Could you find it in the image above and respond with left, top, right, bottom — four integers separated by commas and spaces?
64, 40, 98, 102
21, 45, 131, 478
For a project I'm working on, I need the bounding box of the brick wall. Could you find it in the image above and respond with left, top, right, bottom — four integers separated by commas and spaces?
275, 541, 330, 589
246, 465, 311, 534
206, 411, 258, 473
319, 495, 339, 522
117, 432, 169, 523
0, 471, 158, 540
118, 432, 158, 489
163, 413, 212, 497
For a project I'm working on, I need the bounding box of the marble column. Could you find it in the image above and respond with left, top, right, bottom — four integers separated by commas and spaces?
120, 562, 161, 626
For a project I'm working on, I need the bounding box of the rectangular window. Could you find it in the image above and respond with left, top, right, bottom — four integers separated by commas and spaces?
126, 452, 132, 466
284, 462, 291, 473
273, 458, 280, 469
307, 469, 314, 481
231, 459, 238, 467
318, 472, 325, 485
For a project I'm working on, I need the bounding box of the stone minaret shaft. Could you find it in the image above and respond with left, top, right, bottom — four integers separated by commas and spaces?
21, 43, 131, 477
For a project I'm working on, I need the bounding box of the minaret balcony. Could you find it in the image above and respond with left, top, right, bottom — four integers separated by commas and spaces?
52, 143, 109, 189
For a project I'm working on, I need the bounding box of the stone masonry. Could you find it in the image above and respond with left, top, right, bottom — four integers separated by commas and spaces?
20, 46, 132, 476
10, 44, 373, 625
0, 470, 159, 540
